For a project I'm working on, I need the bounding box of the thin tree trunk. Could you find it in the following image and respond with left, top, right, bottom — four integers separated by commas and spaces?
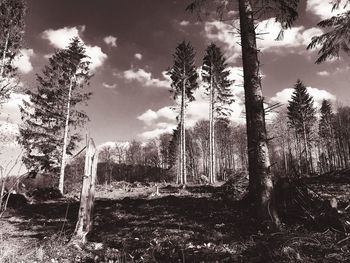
302, 122, 309, 174
0, 169, 5, 210
0, 31, 9, 78
59, 76, 74, 194
209, 72, 214, 184
238, 0, 280, 228
180, 71, 186, 185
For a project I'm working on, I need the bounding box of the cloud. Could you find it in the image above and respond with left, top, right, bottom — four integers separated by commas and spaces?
122, 68, 171, 88
179, 20, 190, 26
0, 92, 30, 137
102, 82, 117, 89
85, 46, 107, 70
203, 19, 323, 62
42, 26, 107, 71
139, 126, 176, 140
271, 86, 336, 108
306, 0, 350, 20
137, 107, 177, 126
257, 19, 323, 51
13, 49, 35, 74
134, 53, 143, 60
104, 35, 117, 47
204, 20, 241, 63
317, 70, 330, 76
42, 26, 85, 49
137, 66, 247, 139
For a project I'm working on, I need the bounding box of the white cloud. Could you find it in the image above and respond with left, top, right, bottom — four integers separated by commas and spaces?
42, 26, 85, 49
134, 53, 143, 60
204, 20, 241, 63
139, 126, 176, 140
102, 82, 117, 89
122, 68, 171, 88
42, 26, 107, 71
137, 109, 159, 124
104, 35, 117, 47
271, 86, 336, 108
317, 70, 330, 76
203, 19, 323, 61
257, 19, 323, 51
179, 20, 190, 26
306, 0, 350, 20
13, 49, 35, 74
85, 46, 107, 70
137, 106, 177, 126
0, 92, 30, 138
137, 66, 247, 139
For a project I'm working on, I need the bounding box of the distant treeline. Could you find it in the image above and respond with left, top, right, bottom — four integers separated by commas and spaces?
97, 162, 171, 184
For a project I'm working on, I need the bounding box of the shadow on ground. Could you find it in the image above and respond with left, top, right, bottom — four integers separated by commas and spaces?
6, 183, 350, 262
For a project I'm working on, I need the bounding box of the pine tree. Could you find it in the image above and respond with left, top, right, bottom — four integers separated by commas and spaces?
18, 38, 92, 192
168, 41, 198, 185
319, 100, 336, 171
0, 0, 26, 103
307, 2, 350, 63
187, 0, 300, 228
287, 80, 316, 174
202, 43, 233, 184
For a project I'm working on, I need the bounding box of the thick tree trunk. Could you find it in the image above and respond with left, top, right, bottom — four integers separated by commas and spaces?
59, 76, 74, 194
238, 0, 280, 228
73, 138, 98, 244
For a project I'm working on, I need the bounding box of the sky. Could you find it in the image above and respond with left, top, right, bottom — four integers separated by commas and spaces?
1, 0, 350, 172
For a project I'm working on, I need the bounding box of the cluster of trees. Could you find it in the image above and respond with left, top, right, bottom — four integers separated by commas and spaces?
95, 122, 247, 184
269, 80, 350, 177
168, 42, 234, 185
0, 0, 349, 228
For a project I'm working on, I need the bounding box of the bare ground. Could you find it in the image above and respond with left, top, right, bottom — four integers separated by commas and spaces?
1, 176, 350, 263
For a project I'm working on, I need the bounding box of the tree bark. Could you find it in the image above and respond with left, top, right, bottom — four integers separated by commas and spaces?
0, 31, 9, 79
238, 0, 280, 228
73, 138, 98, 244
209, 71, 215, 184
182, 77, 187, 185
59, 76, 74, 194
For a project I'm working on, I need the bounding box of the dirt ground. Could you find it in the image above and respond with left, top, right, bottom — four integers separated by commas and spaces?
1, 175, 350, 263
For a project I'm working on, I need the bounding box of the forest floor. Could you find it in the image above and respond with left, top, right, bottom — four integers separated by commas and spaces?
1, 171, 350, 262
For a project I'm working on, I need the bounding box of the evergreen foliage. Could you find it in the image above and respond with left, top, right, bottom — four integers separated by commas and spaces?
18, 38, 92, 174
287, 80, 316, 135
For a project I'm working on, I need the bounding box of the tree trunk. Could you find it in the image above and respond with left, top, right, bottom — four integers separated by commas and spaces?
0, 169, 5, 210
181, 73, 187, 185
209, 72, 214, 184
238, 0, 280, 229
0, 31, 10, 78
73, 138, 98, 244
302, 122, 309, 174
59, 76, 74, 194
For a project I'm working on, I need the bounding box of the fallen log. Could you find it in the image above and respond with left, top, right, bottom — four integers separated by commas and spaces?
275, 178, 346, 233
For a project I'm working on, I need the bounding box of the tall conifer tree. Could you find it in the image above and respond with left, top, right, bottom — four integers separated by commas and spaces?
202, 43, 233, 184
18, 38, 92, 193
287, 80, 316, 174
168, 41, 198, 185
0, 0, 26, 103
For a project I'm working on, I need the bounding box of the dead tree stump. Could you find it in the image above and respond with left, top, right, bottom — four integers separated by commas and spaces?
72, 138, 98, 245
